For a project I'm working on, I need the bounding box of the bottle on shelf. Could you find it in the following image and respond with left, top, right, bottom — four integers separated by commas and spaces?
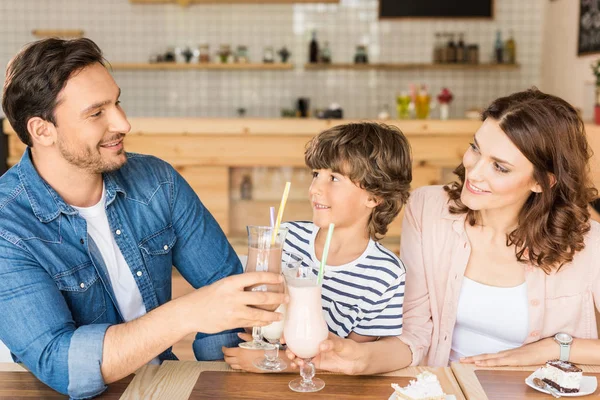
354, 45, 369, 64
433, 33, 443, 63
446, 34, 457, 63
309, 30, 319, 63
263, 46, 275, 63
378, 104, 390, 120
504, 30, 516, 64
494, 30, 504, 64
240, 175, 253, 200
320, 41, 332, 63
456, 33, 466, 63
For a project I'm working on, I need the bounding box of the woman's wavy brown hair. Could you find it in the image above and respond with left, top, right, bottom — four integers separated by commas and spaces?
305, 122, 412, 241
444, 88, 598, 273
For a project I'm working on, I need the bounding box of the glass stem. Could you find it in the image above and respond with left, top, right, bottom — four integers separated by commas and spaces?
300, 359, 315, 384
252, 326, 263, 343
265, 343, 278, 362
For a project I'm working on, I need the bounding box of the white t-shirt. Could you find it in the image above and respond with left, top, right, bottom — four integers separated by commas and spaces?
73, 188, 160, 364
449, 277, 529, 363
280, 221, 406, 338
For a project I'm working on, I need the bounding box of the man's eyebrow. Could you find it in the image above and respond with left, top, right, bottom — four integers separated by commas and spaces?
80, 88, 121, 115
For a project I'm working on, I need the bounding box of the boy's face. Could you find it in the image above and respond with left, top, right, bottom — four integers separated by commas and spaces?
309, 168, 378, 233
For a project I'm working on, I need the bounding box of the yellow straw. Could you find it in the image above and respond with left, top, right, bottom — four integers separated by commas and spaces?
317, 223, 334, 285
271, 182, 291, 245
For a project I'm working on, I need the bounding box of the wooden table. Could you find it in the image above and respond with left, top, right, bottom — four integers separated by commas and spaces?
0, 362, 149, 399
0, 361, 465, 399
451, 362, 600, 400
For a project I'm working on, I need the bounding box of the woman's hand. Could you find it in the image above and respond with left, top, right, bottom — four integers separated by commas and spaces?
460, 337, 558, 367
222, 333, 269, 373
285, 332, 366, 375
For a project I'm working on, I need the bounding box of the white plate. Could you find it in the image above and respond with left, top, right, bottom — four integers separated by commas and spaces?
525, 368, 598, 397
388, 394, 456, 400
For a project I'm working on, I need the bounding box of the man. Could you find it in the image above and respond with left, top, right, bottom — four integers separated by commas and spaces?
0, 38, 285, 399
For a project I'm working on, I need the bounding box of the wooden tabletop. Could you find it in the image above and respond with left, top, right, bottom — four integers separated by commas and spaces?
0, 362, 465, 399
120, 361, 466, 400
451, 362, 600, 400
0, 362, 142, 399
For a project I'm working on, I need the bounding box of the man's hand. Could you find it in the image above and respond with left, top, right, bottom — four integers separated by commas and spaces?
182, 272, 288, 334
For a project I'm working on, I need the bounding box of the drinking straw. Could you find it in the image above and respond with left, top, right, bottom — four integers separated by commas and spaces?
317, 223, 334, 285
271, 182, 291, 244
269, 206, 276, 228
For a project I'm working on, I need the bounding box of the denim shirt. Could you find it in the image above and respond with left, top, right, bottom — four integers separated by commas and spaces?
0, 149, 243, 399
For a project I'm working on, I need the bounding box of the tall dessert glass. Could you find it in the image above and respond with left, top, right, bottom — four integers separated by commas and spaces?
283, 263, 328, 392
239, 225, 288, 351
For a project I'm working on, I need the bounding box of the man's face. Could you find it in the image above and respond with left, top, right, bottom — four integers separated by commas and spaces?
53, 62, 131, 174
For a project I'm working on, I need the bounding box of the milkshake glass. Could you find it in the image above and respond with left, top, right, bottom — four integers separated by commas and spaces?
254, 251, 305, 371
283, 263, 328, 392
239, 225, 288, 351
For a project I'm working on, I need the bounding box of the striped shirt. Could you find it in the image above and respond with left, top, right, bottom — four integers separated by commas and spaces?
281, 221, 406, 338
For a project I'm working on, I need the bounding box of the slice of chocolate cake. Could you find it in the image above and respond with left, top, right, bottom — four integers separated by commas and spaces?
539, 360, 582, 393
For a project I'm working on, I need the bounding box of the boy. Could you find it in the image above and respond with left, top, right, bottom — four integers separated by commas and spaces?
224, 122, 412, 369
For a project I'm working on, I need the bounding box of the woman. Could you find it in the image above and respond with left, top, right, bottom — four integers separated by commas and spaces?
286, 88, 600, 372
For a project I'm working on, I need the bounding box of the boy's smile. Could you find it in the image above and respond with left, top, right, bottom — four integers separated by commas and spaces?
312, 201, 331, 210
309, 168, 376, 232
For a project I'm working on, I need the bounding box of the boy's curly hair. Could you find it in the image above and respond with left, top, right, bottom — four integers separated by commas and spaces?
305, 122, 412, 240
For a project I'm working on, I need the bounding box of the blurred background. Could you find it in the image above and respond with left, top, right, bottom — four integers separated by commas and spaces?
0, 0, 595, 120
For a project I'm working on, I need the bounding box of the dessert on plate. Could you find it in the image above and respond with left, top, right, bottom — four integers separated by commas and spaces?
391, 371, 446, 400
538, 359, 582, 393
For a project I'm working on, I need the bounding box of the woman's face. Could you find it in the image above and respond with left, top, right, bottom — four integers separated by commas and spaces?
460, 118, 542, 214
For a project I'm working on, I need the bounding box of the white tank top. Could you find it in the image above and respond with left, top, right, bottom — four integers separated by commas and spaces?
449, 277, 529, 363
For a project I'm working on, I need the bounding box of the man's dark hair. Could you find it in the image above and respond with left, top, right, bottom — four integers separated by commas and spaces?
2, 38, 106, 146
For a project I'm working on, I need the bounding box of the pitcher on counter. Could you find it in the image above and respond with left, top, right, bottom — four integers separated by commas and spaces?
0, 38, 285, 399
291, 88, 600, 373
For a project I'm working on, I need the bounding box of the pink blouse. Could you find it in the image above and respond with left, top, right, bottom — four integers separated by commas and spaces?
398, 185, 600, 366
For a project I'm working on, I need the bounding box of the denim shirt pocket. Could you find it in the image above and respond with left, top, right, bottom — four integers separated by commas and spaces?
53, 262, 106, 326
139, 225, 177, 292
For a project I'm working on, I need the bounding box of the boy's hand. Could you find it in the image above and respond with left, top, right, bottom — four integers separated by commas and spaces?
285, 332, 365, 375
222, 333, 270, 373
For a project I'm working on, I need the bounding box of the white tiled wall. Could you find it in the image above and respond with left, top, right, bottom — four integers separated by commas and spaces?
0, 0, 543, 119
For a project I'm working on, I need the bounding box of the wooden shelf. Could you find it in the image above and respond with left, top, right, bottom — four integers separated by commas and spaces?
130, 0, 339, 4
32, 29, 84, 38
109, 62, 294, 71
304, 63, 520, 71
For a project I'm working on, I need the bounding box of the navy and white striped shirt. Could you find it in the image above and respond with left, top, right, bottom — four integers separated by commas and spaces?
281, 221, 405, 338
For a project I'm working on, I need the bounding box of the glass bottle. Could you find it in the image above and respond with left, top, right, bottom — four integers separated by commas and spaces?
354, 45, 368, 64
263, 46, 275, 63
236, 45, 249, 63
320, 41, 332, 63
456, 33, 466, 63
504, 30, 516, 64
396, 92, 411, 119
199, 44, 210, 63
433, 33, 443, 63
309, 30, 319, 63
218, 44, 232, 64
494, 30, 504, 64
240, 176, 253, 200
378, 104, 390, 120
446, 34, 457, 63
415, 85, 431, 120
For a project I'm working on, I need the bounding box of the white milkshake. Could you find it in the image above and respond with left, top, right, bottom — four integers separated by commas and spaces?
284, 280, 329, 359
262, 303, 286, 341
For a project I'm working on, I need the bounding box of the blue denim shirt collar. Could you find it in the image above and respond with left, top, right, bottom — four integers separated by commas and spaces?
17, 148, 127, 222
